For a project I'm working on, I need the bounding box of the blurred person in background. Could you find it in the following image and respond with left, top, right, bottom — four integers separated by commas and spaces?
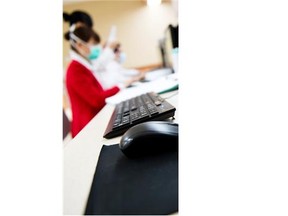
63, 11, 144, 90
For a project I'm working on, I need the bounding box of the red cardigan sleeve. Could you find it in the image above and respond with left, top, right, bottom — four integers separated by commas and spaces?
67, 61, 120, 109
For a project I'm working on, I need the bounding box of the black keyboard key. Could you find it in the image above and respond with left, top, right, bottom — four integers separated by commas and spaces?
112, 122, 120, 129
149, 109, 159, 116
130, 98, 137, 111
131, 112, 141, 121
122, 116, 130, 124
154, 100, 162, 106
115, 105, 123, 115
139, 106, 148, 115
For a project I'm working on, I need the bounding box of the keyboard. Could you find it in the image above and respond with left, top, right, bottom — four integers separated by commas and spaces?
103, 92, 176, 139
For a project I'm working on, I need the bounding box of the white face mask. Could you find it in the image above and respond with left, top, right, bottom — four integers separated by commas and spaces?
118, 52, 126, 64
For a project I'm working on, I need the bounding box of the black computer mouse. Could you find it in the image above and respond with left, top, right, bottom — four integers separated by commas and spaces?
119, 121, 178, 158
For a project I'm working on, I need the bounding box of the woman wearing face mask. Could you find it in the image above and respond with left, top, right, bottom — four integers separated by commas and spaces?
63, 11, 119, 80
64, 25, 132, 138
63, 11, 144, 90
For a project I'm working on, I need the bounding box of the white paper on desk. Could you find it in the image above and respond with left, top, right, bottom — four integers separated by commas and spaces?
144, 68, 173, 81
105, 76, 178, 105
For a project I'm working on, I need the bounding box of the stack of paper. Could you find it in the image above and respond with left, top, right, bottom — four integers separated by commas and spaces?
105, 74, 178, 105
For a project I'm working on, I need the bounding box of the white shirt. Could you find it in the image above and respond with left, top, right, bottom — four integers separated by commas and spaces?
90, 48, 140, 89
69, 50, 125, 89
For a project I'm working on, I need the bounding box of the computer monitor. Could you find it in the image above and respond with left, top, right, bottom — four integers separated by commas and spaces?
168, 24, 178, 49
160, 24, 178, 72
159, 24, 178, 69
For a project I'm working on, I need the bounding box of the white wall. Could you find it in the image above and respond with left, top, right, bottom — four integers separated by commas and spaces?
63, 1, 178, 69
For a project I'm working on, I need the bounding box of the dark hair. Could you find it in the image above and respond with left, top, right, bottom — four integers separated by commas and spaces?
64, 26, 101, 51
63, 11, 93, 28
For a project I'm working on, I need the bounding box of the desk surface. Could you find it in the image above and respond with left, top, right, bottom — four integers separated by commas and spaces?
63, 90, 178, 215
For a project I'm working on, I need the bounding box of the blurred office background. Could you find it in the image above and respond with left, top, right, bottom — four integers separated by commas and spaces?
63, 0, 178, 69
63, 0, 178, 142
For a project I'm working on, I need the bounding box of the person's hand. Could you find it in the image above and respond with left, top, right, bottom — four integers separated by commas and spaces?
123, 78, 135, 88
134, 72, 145, 81
123, 73, 145, 88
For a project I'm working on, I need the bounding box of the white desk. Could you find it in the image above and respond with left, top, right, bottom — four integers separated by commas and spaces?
63, 90, 178, 215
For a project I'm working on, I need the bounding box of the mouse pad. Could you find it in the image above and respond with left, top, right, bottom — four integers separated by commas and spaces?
85, 144, 178, 215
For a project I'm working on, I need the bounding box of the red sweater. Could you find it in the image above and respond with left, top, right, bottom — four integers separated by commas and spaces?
66, 60, 120, 138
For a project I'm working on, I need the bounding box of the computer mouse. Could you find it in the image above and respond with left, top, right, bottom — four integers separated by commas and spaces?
119, 121, 178, 158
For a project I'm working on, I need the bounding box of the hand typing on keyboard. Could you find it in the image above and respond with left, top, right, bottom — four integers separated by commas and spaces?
123, 72, 146, 88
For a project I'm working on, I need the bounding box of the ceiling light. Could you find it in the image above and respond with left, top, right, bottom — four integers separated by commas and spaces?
147, 0, 162, 7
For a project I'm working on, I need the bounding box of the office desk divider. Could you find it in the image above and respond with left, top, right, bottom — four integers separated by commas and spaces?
85, 144, 178, 215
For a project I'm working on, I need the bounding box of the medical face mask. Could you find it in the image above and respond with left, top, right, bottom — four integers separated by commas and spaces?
88, 45, 102, 60
70, 32, 102, 60
118, 52, 126, 64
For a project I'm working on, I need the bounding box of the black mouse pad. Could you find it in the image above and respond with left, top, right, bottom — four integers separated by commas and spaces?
85, 144, 178, 215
